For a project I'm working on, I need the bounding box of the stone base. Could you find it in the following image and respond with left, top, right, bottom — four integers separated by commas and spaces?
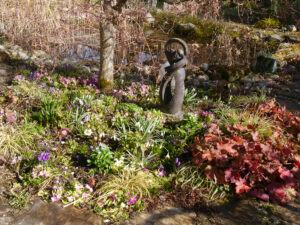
162, 110, 184, 121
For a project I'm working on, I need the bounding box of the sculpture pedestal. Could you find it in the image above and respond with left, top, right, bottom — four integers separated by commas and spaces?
161, 110, 184, 121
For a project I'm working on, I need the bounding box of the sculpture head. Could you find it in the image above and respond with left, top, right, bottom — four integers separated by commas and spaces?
165, 38, 188, 65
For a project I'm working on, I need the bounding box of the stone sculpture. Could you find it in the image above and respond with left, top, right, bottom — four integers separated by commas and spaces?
159, 38, 188, 118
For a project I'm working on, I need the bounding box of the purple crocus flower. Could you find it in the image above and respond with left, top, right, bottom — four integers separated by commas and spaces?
38, 152, 50, 162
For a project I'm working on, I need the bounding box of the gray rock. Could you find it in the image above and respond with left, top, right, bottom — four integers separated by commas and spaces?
279, 42, 291, 48
178, 23, 196, 30
43, 59, 54, 68
244, 82, 252, 89
91, 66, 99, 73
80, 65, 91, 74
257, 80, 273, 88
200, 63, 209, 71
283, 35, 300, 43
192, 78, 200, 87
277, 60, 288, 68
197, 74, 209, 81
12, 199, 103, 225
269, 74, 280, 81
288, 65, 296, 71
17, 50, 29, 61
241, 75, 260, 83
0, 63, 13, 85
287, 25, 297, 32
145, 12, 155, 24
0, 22, 6, 35
0, 47, 10, 62
266, 34, 284, 43
0, 204, 13, 225
124, 207, 196, 225
201, 81, 215, 88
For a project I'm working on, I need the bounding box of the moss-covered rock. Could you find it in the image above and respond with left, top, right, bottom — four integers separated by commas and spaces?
254, 18, 281, 29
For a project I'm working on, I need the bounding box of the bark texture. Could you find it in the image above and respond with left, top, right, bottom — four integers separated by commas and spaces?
99, 21, 116, 90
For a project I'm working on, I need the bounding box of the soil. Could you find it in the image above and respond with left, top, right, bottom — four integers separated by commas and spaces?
275, 71, 300, 114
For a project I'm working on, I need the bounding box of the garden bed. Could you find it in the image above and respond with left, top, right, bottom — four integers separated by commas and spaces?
0, 68, 299, 223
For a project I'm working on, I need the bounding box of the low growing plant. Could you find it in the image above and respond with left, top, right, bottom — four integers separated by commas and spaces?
87, 143, 114, 174
0, 122, 38, 161
192, 122, 299, 203
176, 165, 230, 202
94, 166, 159, 219
32, 94, 63, 127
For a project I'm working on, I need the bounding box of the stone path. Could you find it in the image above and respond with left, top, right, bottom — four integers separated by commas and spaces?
275, 71, 300, 113
0, 199, 103, 225
3, 197, 297, 225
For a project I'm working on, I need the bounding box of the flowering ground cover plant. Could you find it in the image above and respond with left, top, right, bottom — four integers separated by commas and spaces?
0, 69, 299, 223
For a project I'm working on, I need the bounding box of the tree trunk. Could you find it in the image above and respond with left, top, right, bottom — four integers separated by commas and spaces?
99, 21, 116, 90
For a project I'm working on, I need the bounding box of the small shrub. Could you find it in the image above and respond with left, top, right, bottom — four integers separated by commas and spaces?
94, 166, 158, 219
12, 80, 43, 100
230, 92, 267, 107
0, 122, 38, 160
115, 103, 143, 115
216, 106, 274, 137
254, 18, 281, 29
32, 95, 63, 127
115, 116, 165, 166
87, 143, 114, 174
176, 165, 230, 202
192, 122, 299, 203
184, 88, 199, 105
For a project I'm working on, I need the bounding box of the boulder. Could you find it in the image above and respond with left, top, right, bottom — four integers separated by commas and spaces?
200, 63, 209, 71
0, 63, 13, 85
197, 74, 209, 82
0, 45, 10, 63
287, 25, 297, 32
269, 74, 279, 81
241, 75, 260, 83
265, 34, 284, 43
251, 55, 277, 73
178, 23, 196, 30
145, 12, 155, 24
276, 60, 287, 68
0, 22, 6, 38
